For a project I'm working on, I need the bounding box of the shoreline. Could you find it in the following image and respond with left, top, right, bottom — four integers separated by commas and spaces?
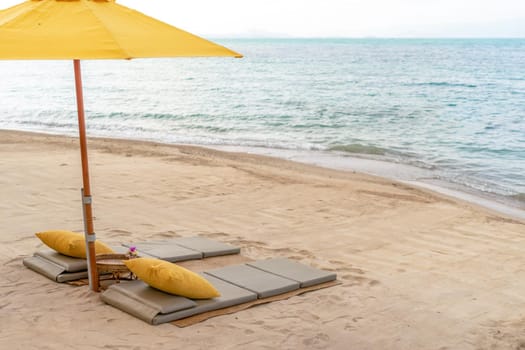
2, 128, 524, 222
211, 145, 525, 222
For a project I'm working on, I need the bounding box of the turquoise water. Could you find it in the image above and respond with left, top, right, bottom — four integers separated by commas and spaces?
0, 38, 524, 208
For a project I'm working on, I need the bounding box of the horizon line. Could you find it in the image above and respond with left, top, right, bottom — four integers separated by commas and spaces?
208, 36, 525, 40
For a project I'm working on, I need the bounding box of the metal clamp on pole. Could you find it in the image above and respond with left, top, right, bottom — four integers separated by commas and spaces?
85, 233, 97, 242
83, 195, 92, 204
81, 188, 93, 290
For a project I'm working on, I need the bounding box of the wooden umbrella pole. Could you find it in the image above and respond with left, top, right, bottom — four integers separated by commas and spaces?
74, 59, 99, 292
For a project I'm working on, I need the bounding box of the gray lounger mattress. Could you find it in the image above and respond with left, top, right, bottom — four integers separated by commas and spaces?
171, 236, 240, 258
101, 258, 337, 325
101, 275, 257, 325
122, 236, 240, 262
23, 250, 88, 282
204, 264, 300, 298
247, 258, 337, 288
25, 237, 241, 282
122, 241, 203, 262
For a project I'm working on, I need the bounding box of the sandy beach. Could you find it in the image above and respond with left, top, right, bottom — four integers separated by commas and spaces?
1, 129, 524, 349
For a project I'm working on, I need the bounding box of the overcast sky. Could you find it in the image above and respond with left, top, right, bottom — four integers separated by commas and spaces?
2, 0, 525, 38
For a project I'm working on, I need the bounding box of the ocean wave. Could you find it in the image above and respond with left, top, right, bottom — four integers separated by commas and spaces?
409, 82, 477, 88
328, 143, 389, 156
16, 119, 77, 129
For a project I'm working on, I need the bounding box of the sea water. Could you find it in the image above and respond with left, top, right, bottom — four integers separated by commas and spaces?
0, 39, 524, 213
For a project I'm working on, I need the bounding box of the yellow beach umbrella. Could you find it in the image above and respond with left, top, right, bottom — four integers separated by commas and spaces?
0, 0, 242, 291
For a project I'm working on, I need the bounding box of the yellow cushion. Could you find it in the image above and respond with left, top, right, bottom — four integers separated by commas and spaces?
35, 230, 115, 259
124, 258, 220, 299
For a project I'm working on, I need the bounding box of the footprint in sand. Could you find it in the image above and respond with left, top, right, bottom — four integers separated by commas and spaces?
302, 333, 330, 349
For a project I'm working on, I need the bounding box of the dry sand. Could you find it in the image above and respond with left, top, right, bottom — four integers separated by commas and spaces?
1, 130, 524, 349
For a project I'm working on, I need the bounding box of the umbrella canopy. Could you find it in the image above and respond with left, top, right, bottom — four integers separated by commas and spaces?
0, 0, 242, 59
0, 0, 242, 291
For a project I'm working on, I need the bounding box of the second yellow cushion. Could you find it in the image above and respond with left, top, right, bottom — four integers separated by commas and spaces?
36, 230, 115, 258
